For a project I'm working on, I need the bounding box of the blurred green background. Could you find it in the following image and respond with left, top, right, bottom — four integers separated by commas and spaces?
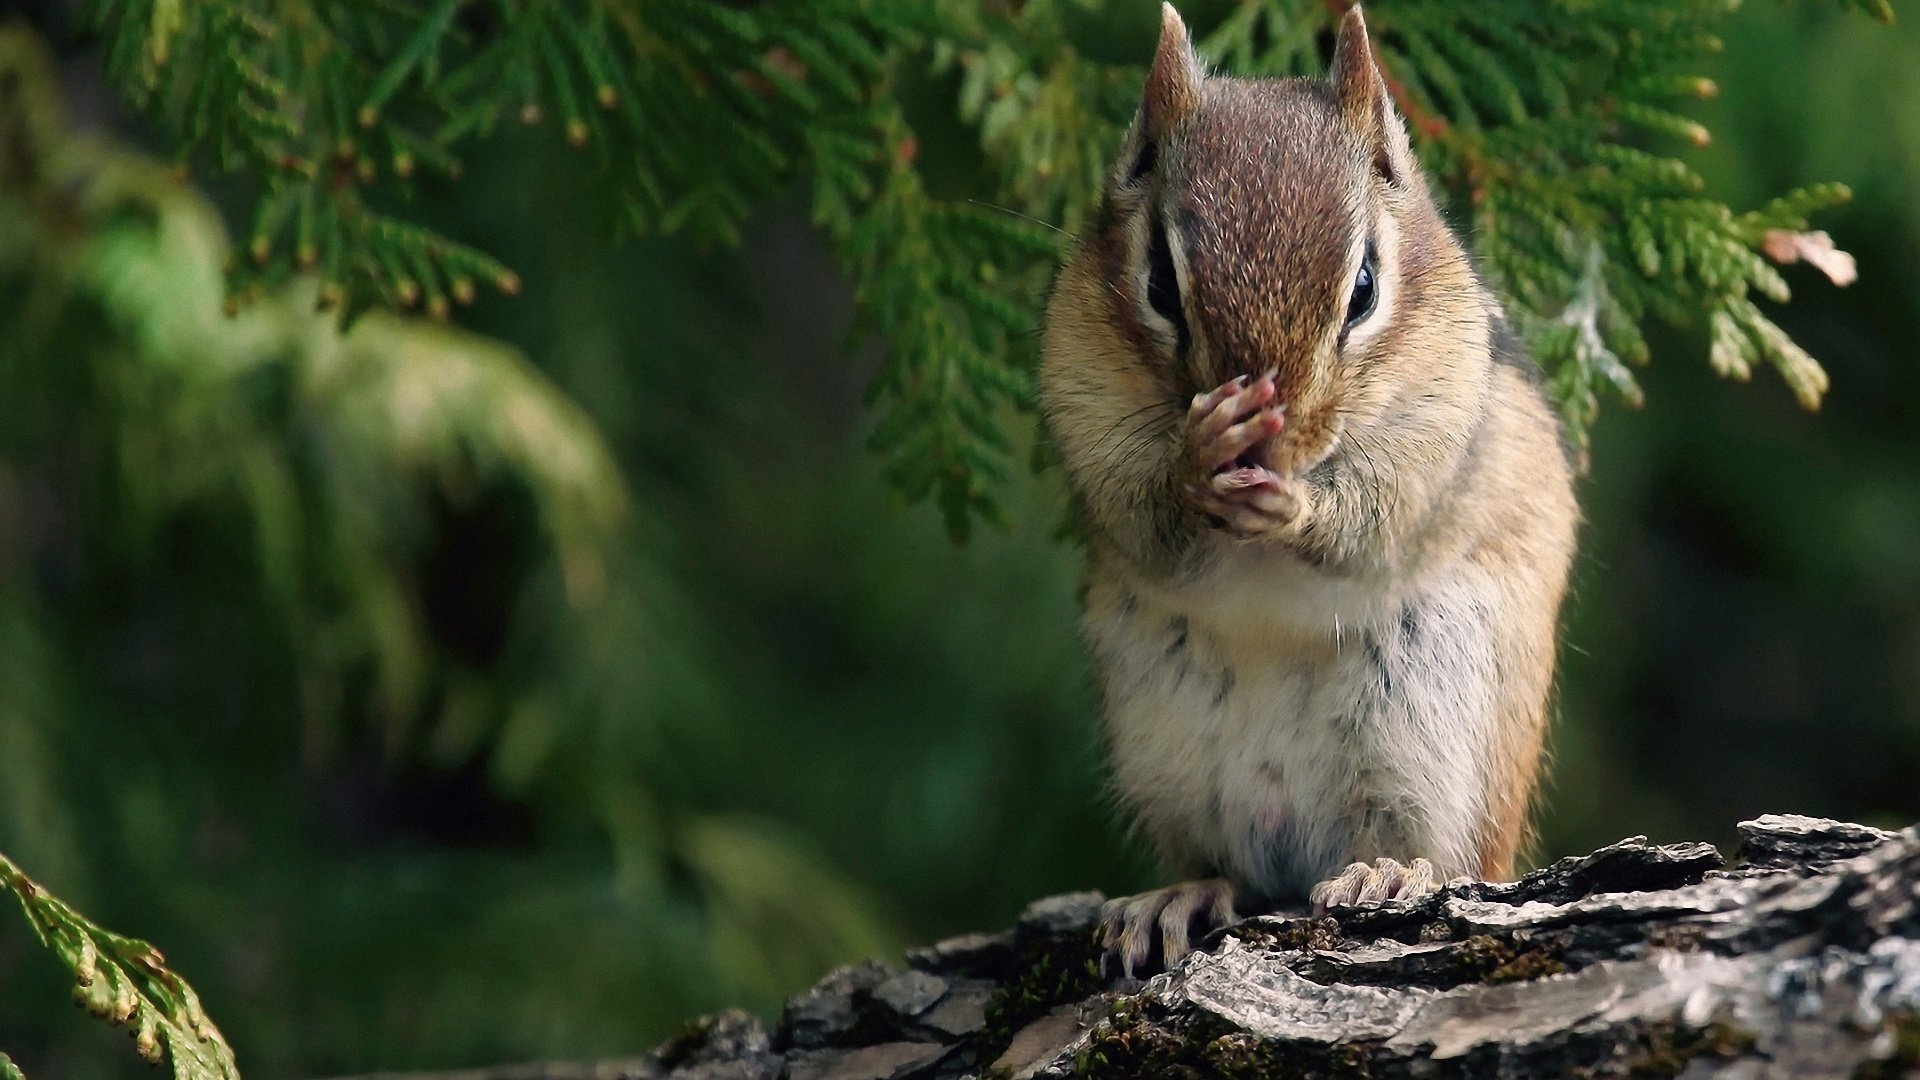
3, 2, 1919, 1077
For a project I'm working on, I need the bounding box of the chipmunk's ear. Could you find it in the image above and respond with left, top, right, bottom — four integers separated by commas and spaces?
1329, 6, 1415, 185
1141, 4, 1203, 142
1112, 4, 1203, 189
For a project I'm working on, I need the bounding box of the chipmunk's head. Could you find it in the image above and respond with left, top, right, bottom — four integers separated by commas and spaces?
1045, 3, 1485, 484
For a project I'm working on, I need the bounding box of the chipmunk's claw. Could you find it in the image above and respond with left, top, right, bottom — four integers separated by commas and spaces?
1182, 372, 1295, 535
1308, 857, 1440, 912
1097, 878, 1239, 979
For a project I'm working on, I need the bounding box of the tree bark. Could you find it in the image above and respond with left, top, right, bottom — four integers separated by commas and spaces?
341, 815, 1920, 1079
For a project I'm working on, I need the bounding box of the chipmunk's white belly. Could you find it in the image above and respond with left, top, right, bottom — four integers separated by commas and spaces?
1088, 549, 1496, 898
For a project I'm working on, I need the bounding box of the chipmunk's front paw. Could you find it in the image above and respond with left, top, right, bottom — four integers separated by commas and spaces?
1309, 857, 1440, 912
1179, 370, 1298, 536
1098, 878, 1238, 979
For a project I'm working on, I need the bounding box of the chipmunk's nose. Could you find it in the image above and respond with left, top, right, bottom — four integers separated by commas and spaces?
1222, 345, 1314, 408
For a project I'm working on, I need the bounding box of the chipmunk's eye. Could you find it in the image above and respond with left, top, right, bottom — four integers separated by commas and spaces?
1345, 248, 1378, 327
1146, 214, 1190, 354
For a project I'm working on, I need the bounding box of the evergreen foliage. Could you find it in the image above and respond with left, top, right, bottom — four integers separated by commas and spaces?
4, 3, 1919, 1077
3, 26, 901, 1075
86, 0, 1888, 533
1, 854, 237, 1080
0, 23, 628, 758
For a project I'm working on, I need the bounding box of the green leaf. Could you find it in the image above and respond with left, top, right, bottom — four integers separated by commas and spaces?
0, 853, 240, 1080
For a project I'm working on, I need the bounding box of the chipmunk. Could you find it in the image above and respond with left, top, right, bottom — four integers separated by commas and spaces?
1040, 4, 1579, 975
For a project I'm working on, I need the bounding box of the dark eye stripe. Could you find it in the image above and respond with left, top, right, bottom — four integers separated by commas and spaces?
1146, 210, 1190, 356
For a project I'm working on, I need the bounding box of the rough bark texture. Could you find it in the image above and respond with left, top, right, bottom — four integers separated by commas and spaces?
550, 816, 1920, 1079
